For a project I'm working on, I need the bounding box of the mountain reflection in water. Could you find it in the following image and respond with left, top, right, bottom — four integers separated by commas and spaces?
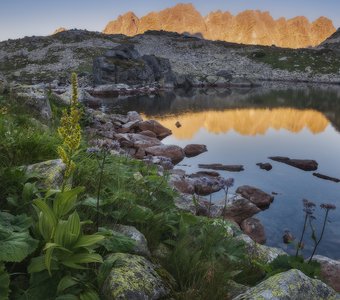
150, 108, 329, 139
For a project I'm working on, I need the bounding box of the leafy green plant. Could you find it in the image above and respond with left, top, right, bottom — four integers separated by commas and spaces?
163, 215, 244, 300
263, 255, 320, 279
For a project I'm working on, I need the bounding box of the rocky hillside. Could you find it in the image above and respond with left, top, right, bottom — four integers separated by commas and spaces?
103, 3, 336, 49
1, 29, 340, 89
319, 28, 340, 51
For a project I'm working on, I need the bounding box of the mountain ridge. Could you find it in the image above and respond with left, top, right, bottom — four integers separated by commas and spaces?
103, 3, 336, 48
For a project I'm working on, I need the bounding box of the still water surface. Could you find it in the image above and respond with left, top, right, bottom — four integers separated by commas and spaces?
95, 84, 340, 259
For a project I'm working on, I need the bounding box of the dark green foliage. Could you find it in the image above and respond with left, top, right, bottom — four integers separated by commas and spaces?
0, 113, 60, 167
163, 215, 245, 300
74, 152, 178, 249
263, 255, 321, 279
0, 212, 38, 263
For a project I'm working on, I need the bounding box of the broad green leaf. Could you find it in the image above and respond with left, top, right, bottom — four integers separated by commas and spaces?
0, 263, 10, 300
56, 295, 78, 300
53, 187, 84, 218
80, 290, 100, 300
0, 229, 38, 262
57, 275, 78, 294
61, 253, 103, 269
28, 255, 59, 273
0, 211, 32, 232
72, 234, 105, 249
45, 246, 55, 276
54, 212, 81, 248
22, 182, 36, 204
33, 199, 57, 241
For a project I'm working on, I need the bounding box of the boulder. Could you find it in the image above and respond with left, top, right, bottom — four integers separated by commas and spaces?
115, 133, 162, 149
220, 195, 261, 224
169, 174, 195, 194
198, 163, 244, 172
136, 120, 172, 139
145, 145, 185, 164
192, 176, 223, 196
237, 234, 287, 264
143, 156, 174, 170
256, 162, 273, 171
240, 217, 266, 244
311, 255, 340, 292
236, 185, 274, 209
184, 144, 207, 157
113, 225, 151, 258
26, 159, 65, 189
233, 269, 338, 300
269, 156, 318, 171
102, 253, 170, 300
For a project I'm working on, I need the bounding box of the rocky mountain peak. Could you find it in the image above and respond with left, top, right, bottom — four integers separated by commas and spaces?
102, 3, 336, 48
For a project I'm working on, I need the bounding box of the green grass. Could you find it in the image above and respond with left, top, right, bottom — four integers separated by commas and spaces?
246, 47, 340, 74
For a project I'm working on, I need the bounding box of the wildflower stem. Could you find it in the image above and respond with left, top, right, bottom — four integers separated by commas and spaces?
308, 209, 329, 263
96, 151, 107, 231
295, 213, 308, 257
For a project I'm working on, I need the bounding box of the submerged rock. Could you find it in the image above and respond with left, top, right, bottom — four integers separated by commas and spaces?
313, 173, 340, 183
256, 162, 273, 171
236, 185, 274, 209
233, 269, 338, 300
198, 163, 244, 172
102, 253, 170, 300
240, 217, 266, 244
269, 156, 318, 171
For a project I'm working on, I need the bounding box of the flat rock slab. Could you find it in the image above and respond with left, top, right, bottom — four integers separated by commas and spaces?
236, 185, 274, 209
313, 173, 340, 183
198, 163, 244, 172
269, 156, 318, 171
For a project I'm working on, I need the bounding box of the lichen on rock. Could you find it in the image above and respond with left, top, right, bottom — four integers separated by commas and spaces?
101, 253, 171, 300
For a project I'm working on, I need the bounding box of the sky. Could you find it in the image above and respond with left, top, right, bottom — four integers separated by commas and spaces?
1, 0, 340, 41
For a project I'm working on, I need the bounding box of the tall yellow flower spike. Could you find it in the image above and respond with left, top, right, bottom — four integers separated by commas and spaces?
57, 73, 82, 190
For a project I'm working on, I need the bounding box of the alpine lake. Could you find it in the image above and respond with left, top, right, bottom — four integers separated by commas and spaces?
88, 83, 340, 259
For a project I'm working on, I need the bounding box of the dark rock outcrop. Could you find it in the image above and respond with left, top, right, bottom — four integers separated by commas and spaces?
93, 44, 176, 86
269, 156, 318, 171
